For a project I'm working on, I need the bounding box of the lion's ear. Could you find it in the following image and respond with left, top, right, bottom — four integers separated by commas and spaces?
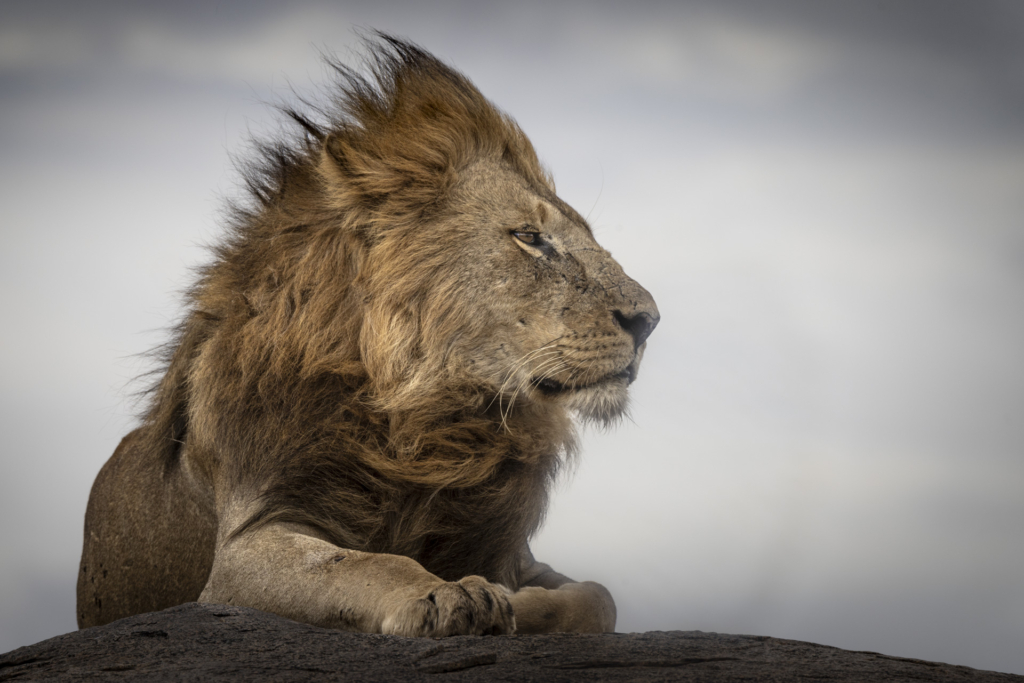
320, 131, 452, 219
319, 135, 348, 187
318, 135, 383, 214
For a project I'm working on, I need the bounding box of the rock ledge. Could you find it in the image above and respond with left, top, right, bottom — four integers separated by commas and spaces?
1, 603, 1019, 681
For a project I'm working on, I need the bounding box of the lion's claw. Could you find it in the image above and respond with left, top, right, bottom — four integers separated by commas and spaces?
382, 576, 515, 637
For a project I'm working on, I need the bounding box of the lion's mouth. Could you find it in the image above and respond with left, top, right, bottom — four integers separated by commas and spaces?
532, 367, 634, 396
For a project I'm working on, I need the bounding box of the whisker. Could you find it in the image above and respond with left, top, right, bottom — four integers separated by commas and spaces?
504, 355, 563, 420
488, 341, 563, 417
492, 341, 566, 433
502, 356, 568, 429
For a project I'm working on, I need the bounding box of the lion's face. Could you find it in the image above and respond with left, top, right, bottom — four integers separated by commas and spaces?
400, 161, 659, 424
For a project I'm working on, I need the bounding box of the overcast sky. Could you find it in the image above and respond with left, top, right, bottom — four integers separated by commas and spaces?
1, 0, 1022, 675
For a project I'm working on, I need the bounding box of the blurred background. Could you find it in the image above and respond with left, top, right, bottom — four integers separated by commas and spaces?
1, 0, 1022, 674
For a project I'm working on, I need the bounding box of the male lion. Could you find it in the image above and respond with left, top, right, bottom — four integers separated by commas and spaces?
78, 36, 658, 637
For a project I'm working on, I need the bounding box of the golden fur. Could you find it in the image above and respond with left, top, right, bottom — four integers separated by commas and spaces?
78, 35, 658, 636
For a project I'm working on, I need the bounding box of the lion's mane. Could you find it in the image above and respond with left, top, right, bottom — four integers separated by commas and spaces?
140, 36, 576, 588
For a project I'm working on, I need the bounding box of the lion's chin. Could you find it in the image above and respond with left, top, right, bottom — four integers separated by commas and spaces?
529, 372, 630, 425
560, 378, 630, 425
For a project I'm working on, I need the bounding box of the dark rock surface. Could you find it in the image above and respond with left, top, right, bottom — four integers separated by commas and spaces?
1, 603, 1019, 682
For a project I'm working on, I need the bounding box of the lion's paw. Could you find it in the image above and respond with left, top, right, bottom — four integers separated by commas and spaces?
381, 575, 515, 637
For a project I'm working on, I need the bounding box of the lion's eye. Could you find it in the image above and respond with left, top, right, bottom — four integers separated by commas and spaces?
513, 231, 542, 246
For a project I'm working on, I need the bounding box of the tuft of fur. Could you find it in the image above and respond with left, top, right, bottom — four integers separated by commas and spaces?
139, 35, 577, 588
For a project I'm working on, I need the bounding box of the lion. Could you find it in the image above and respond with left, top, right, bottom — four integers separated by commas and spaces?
77, 35, 658, 637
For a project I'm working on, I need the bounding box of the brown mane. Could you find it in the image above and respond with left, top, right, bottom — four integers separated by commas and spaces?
139, 35, 576, 587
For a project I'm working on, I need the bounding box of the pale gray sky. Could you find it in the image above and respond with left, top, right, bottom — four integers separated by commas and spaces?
1, 0, 1022, 674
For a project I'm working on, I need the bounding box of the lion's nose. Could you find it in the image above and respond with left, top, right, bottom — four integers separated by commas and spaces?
612, 309, 660, 350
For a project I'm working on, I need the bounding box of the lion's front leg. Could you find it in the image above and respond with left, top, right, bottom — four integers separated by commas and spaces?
509, 550, 616, 634
198, 520, 514, 636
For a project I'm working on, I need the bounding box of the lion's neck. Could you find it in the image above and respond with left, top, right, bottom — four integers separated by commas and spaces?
248, 382, 575, 588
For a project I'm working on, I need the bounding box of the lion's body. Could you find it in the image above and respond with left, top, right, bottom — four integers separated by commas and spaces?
80, 431, 215, 621
78, 37, 657, 636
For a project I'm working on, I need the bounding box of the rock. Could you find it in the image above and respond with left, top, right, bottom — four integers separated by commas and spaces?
0, 603, 1019, 682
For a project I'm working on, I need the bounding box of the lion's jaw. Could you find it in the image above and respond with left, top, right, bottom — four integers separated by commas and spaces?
529, 342, 647, 425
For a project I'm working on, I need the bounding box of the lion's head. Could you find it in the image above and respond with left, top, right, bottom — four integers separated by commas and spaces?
306, 38, 660, 428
